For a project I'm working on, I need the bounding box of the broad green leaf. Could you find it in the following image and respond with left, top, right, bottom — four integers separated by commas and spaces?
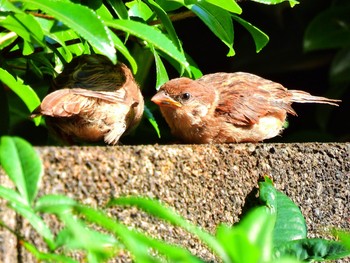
0, 136, 42, 205
150, 45, 169, 90
144, 106, 161, 138
274, 238, 350, 261
185, 53, 203, 79
204, 0, 242, 14
273, 190, 307, 244
22, 241, 78, 263
105, 0, 129, 19
109, 29, 138, 73
145, 0, 183, 52
0, 185, 26, 205
250, 0, 299, 7
216, 224, 260, 262
232, 15, 269, 53
0, 68, 41, 125
155, 0, 182, 12
108, 196, 230, 262
188, 2, 235, 56
9, 201, 55, 249
259, 177, 307, 245
0, 13, 45, 54
0, 0, 24, 12
126, 0, 154, 21
304, 6, 350, 51
332, 229, 350, 250
76, 205, 202, 263
56, 212, 118, 257
75, 205, 158, 262
238, 207, 276, 262
35, 194, 76, 214
105, 19, 189, 70
20, 0, 116, 63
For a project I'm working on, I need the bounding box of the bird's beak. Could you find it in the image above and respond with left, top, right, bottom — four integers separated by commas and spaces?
151, 91, 182, 108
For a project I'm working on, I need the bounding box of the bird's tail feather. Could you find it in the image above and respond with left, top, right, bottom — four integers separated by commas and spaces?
290, 90, 341, 106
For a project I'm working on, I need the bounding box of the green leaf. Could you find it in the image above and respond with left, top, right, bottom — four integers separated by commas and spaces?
126, 0, 154, 21
304, 6, 350, 51
203, 0, 242, 14
20, 0, 116, 63
0, 185, 27, 205
232, 15, 269, 53
105, 19, 189, 70
259, 177, 307, 245
109, 29, 138, 74
56, 212, 118, 258
0, 68, 41, 126
216, 224, 260, 262
0, 136, 42, 205
76, 205, 202, 263
145, 0, 183, 52
105, 0, 129, 19
9, 201, 55, 249
275, 238, 350, 261
188, 1, 235, 56
35, 194, 76, 214
332, 229, 350, 250
22, 241, 78, 263
150, 45, 169, 90
0, 13, 45, 50
108, 196, 230, 262
144, 106, 161, 138
250, 0, 299, 7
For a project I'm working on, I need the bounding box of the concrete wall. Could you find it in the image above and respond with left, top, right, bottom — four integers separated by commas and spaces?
1, 143, 349, 262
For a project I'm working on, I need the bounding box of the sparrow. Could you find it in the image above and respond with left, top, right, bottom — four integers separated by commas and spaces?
31, 54, 144, 145
151, 72, 340, 144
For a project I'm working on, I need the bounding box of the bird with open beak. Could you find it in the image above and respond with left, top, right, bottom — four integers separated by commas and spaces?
151, 72, 340, 144
31, 54, 144, 145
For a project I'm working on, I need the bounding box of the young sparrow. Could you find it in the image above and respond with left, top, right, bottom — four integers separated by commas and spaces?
31, 54, 144, 145
151, 72, 340, 143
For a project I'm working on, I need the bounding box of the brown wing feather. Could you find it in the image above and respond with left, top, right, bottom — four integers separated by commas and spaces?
35, 88, 126, 117
198, 72, 294, 126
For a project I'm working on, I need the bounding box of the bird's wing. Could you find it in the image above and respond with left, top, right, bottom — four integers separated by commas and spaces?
36, 88, 126, 117
199, 72, 295, 126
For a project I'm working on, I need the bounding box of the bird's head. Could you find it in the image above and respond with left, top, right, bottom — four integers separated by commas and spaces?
151, 77, 217, 121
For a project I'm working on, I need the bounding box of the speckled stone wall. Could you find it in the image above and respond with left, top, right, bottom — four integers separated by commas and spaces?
1, 143, 349, 262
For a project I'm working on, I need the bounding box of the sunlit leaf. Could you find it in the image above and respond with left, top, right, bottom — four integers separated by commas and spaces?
187, 1, 235, 56
275, 238, 350, 261
126, 0, 153, 21
20, 0, 116, 63
144, 106, 161, 138
105, 19, 189, 69
0, 136, 42, 204
0, 68, 41, 125
250, 0, 299, 7
204, 0, 242, 14
232, 15, 269, 53
108, 196, 230, 261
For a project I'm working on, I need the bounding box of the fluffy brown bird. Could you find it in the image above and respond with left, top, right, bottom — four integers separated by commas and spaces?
31, 54, 144, 145
151, 72, 340, 143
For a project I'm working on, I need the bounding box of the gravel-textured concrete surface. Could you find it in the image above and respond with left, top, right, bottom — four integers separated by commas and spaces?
0, 143, 349, 262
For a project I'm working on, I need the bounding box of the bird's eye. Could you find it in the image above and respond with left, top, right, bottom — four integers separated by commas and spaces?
180, 92, 191, 101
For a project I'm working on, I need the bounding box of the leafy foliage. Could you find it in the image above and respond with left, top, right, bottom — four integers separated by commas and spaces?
0, 136, 349, 262
0, 0, 297, 145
